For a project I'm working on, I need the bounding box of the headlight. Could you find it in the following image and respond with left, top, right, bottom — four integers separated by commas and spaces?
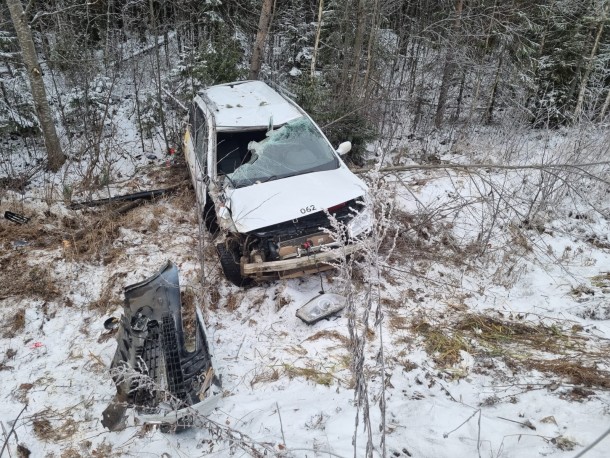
296, 293, 347, 324
347, 204, 372, 239
218, 205, 237, 231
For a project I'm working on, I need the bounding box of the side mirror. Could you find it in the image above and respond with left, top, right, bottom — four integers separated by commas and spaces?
336, 141, 352, 156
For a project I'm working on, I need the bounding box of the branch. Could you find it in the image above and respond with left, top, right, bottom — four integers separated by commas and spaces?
0, 404, 27, 457
30, 2, 96, 25
352, 161, 610, 184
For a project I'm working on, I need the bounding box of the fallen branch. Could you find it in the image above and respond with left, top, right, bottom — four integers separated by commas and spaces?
352, 161, 610, 183
0, 403, 27, 457
68, 184, 183, 210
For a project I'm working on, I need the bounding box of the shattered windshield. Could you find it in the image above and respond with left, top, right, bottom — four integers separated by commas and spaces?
227, 117, 339, 187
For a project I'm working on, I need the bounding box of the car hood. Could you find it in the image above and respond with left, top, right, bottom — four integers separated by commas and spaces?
226, 166, 367, 233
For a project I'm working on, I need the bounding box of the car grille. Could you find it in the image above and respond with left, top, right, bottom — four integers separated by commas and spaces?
249, 198, 363, 240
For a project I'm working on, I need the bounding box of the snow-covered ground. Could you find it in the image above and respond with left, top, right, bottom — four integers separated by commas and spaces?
2, 124, 610, 457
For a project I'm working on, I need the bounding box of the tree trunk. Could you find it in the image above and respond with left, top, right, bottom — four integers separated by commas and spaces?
149, 0, 168, 152
6, 0, 65, 172
310, 0, 324, 78
349, 0, 367, 94
249, 0, 274, 80
573, 2, 608, 120
483, 53, 502, 124
434, 0, 464, 129
362, 0, 380, 100
598, 87, 610, 121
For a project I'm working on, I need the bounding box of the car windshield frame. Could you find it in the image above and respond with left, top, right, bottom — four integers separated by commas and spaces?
226, 116, 340, 188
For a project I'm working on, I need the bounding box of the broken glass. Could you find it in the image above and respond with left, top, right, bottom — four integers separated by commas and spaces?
227, 117, 339, 187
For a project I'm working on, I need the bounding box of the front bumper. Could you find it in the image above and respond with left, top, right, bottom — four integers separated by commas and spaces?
242, 242, 361, 277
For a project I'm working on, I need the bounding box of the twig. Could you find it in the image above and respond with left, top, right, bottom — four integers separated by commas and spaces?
352, 161, 610, 184
235, 335, 247, 359
162, 87, 188, 112
443, 409, 480, 439
275, 402, 286, 449
497, 416, 536, 430
0, 422, 11, 458
477, 410, 482, 458
0, 404, 27, 458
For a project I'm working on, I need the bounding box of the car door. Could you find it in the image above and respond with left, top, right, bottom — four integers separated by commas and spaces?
185, 103, 208, 210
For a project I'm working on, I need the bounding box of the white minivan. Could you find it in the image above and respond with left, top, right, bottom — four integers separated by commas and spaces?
184, 80, 370, 286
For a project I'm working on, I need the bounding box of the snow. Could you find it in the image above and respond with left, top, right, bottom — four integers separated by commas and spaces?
204, 81, 303, 129
2, 161, 610, 457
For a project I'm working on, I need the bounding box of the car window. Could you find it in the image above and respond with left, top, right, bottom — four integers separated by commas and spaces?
227, 117, 339, 188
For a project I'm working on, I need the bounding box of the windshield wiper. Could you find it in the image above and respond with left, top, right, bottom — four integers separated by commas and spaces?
258, 175, 279, 184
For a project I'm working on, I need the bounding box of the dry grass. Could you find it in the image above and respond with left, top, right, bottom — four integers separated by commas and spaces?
32, 417, 79, 442
3, 308, 26, 338
0, 256, 60, 301
524, 359, 610, 390
250, 367, 281, 387
454, 313, 582, 354
411, 317, 471, 366
411, 311, 610, 390
224, 291, 239, 311
17, 444, 30, 458
386, 209, 465, 266
388, 314, 409, 331
282, 364, 335, 386
250, 357, 349, 388
305, 330, 349, 346
14, 382, 33, 403
88, 273, 125, 313
0, 215, 63, 250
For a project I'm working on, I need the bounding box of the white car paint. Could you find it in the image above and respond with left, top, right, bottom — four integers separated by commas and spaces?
226, 165, 367, 233
204, 81, 302, 130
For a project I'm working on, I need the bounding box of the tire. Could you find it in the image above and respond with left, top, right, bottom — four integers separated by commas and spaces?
203, 197, 219, 236
216, 242, 251, 287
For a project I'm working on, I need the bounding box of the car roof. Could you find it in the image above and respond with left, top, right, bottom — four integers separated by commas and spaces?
202, 81, 303, 131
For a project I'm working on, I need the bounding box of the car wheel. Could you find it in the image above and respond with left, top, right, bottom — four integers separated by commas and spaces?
216, 242, 251, 287
203, 196, 219, 236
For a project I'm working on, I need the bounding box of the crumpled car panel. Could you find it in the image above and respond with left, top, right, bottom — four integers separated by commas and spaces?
102, 261, 221, 430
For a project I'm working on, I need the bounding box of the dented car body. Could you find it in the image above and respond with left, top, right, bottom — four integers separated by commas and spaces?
184, 80, 370, 286
102, 262, 221, 430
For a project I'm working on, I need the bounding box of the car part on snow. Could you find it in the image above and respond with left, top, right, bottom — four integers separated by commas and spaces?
68, 184, 183, 210
296, 293, 347, 325
103, 316, 119, 331
101, 261, 221, 431
4, 211, 29, 225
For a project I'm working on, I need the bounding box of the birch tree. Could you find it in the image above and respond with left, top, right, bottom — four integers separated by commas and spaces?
5, 0, 65, 172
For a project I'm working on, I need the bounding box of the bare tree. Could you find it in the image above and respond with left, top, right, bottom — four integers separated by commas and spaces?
5, 0, 65, 172
573, 1, 609, 120
434, 0, 464, 129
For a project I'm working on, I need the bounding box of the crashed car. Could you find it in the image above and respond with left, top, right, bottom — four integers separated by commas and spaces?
184, 80, 370, 286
